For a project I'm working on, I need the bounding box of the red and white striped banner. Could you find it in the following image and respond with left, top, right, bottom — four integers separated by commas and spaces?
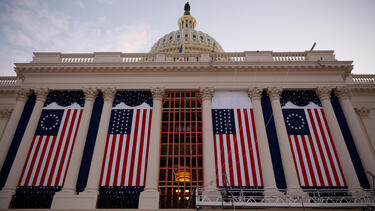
100, 109, 152, 186
212, 91, 263, 187
19, 108, 82, 187
285, 107, 346, 187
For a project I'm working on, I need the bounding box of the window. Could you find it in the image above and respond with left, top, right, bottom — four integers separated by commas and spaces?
159, 90, 203, 208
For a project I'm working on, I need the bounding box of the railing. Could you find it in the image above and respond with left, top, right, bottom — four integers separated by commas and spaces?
0, 76, 18, 87
32, 51, 337, 64
121, 53, 156, 62
61, 54, 94, 63
272, 52, 306, 61
211, 52, 245, 62
196, 188, 375, 208
352, 74, 375, 84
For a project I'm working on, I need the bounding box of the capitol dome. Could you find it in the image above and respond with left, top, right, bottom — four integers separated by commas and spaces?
150, 3, 224, 53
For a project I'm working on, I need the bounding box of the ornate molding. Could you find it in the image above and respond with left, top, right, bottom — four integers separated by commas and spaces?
34, 88, 49, 102
83, 88, 98, 101
355, 106, 370, 118
151, 87, 165, 101
316, 87, 333, 101
335, 86, 352, 100
199, 87, 214, 101
0, 108, 13, 119
101, 88, 116, 102
248, 87, 263, 101
14, 61, 353, 75
16, 88, 31, 102
267, 87, 282, 101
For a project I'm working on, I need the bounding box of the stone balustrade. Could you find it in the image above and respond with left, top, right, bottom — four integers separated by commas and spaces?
352, 74, 375, 84
30, 50, 339, 64
0, 77, 19, 87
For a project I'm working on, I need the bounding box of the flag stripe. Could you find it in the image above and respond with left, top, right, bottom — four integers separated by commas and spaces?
307, 109, 331, 186
142, 110, 152, 185
61, 110, 82, 186
235, 110, 249, 186
250, 109, 263, 186
320, 109, 346, 186
39, 136, 58, 186
135, 109, 147, 186
100, 109, 152, 187
19, 109, 82, 187
287, 108, 346, 187
213, 135, 220, 186
213, 108, 263, 187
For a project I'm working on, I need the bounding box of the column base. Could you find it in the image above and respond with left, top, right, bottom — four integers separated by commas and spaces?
51, 190, 98, 209
264, 188, 287, 203
287, 188, 309, 203
139, 189, 160, 209
202, 187, 221, 202
0, 190, 15, 209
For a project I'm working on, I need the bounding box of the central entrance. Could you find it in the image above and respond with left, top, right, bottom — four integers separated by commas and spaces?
159, 90, 203, 208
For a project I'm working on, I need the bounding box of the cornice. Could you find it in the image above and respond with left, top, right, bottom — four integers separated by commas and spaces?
0, 89, 18, 95
14, 61, 353, 76
349, 87, 375, 96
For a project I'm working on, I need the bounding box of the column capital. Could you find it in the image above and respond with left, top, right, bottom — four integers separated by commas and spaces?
101, 88, 116, 102
16, 88, 31, 102
34, 88, 49, 102
355, 106, 370, 118
0, 108, 13, 119
248, 87, 263, 101
335, 86, 352, 100
199, 87, 214, 101
267, 87, 282, 101
316, 86, 333, 101
151, 87, 165, 101
83, 88, 99, 101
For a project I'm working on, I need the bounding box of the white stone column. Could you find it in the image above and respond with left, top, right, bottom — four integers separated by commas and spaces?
0, 88, 48, 209
51, 88, 98, 209
0, 89, 30, 171
335, 87, 375, 188
84, 88, 116, 192
355, 107, 375, 152
0, 108, 12, 141
139, 88, 164, 210
77, 88, 115, 209
267, 87, 305, 198
199, 87, 217, 189
248, 87, 280, 198
316, 87, 361, 189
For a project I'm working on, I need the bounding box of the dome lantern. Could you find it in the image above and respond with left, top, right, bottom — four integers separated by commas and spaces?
150, 2, 224, 53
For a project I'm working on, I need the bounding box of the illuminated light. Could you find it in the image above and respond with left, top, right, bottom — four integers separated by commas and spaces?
175, 189, 181, 193
175, 169, 191, 182
185, 189, 189, 193
186, 196, 190, 200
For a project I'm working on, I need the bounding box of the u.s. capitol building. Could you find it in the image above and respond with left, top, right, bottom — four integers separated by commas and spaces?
0, 3, 374, 210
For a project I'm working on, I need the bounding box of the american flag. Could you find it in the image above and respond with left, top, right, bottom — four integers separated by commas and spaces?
283, 107, 346, 187
176, 44, 184, 62
212, 91, 263, 187
19, 105, 83, 187
100, 91, 152, 187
